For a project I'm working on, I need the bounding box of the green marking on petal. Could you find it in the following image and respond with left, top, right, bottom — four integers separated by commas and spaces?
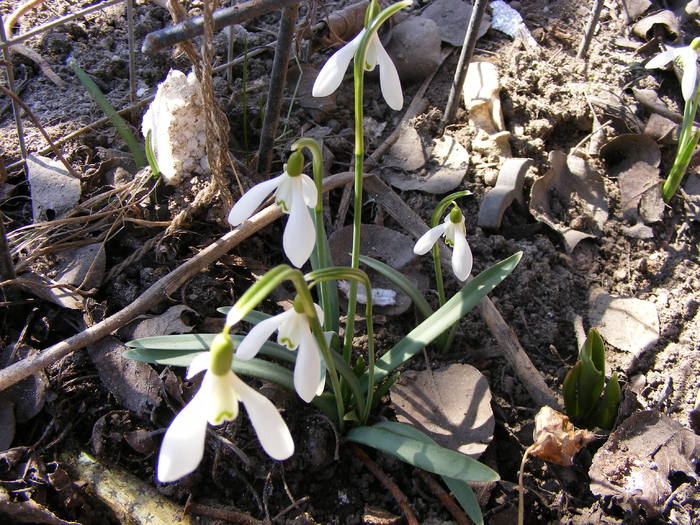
280, 337, 295, 349
276, 199, 290, 212
212, 411, 236, 425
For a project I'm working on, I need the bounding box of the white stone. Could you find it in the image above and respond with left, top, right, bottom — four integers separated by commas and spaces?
141, 70, 207, 185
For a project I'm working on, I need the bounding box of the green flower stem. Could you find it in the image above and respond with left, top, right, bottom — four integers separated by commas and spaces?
343, 0, 412, 362
291, 138, 339, 332
430, 191, 470, 351
306, 267, 375, 423
223, 264, 346, 429
663, 87, 700, 201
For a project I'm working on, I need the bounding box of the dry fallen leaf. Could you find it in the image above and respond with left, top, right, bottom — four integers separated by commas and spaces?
478, 158, 532, 230
528, 407, 595, 467
588, 287, 659, 373
529, 150, 608, 252
87, 336, 162, 417
600, 134, 663, 233
632, 10, 680, 40
27, 154, 81, 222
384, 133, 470, 194
589, 410, 700, 517
390, 364, 494, 458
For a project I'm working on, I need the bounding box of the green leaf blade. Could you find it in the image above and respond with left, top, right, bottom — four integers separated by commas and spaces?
364, 252, 522, 385
346, 426, 499, 483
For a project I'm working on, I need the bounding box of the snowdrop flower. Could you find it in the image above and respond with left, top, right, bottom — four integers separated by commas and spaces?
228, 151, 317, 268
235, 300, 325, 403
414, 206, 473, 281
157, 333, 294, 483
312, 0, 404, 110
645, 37, 700, 101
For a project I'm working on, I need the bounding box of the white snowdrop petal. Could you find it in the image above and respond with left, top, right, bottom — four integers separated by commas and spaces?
680, 48, 698, 101
365, 32, 380, 70
228, 176, 281, 225
294, 329, 322, 403
277, 311, 304, 350
300, 173, 318, 209
313, 303, 325, 326
283, 195, 316, 268
451, 230, 473, 281
312, 32, 364, 98
375, 40, 404, 110
157, 394, 208, 482
231, 374, 295, 460
186, 352, 211, 379
206, 372, 240, 425
315, 355, 327, 397
413, 224, 447, 255
236, 312, 288, 360
645, 49, 677, 70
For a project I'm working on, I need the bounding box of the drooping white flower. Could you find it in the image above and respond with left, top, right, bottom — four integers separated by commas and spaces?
645, 39, 700, 101
312, 28, 403, 110
235, 303, 325, 403
228, 153, 317, 268
157, 348, 294, 483
414, 208, 473, 281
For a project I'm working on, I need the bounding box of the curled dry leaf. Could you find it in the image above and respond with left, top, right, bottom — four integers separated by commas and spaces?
390, 364, 494, 458
529, 150, 608, 252
600, 134, 663, 235
384, 133, 470, 194
589, 410, 700, 517
478, 158, 532, 230
463, 61, 512, 158
632, 10, 680, 40
329, 224, 428, 315
529, 406, 595, 467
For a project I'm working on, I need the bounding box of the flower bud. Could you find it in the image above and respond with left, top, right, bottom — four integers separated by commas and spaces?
209, 332, 234, 376
286, 150, 304, 178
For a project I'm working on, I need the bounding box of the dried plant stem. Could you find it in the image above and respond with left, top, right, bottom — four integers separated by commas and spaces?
518, 445, 535, 525
350, 444, 419, 525
185, 496, 265, 525
577, 0, 604, 59
417, 470, 471, 525
442, 0, 489, 127
0, 171, 355, 392
256, 3, 299, 177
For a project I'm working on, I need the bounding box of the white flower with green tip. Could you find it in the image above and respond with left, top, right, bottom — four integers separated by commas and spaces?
235, 302, 325, 403
414, 207, 473, 281
157, 334, 294, 483
311, 0, 404, 110
645, 38, 700, 101
228, 151, 317, 268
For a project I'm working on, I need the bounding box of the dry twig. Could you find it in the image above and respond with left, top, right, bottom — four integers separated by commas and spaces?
350, 444, 419, 525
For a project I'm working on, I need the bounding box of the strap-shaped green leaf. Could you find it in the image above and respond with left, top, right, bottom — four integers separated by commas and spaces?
593, 371, 621, 430
363, 252, 522, 386
372, 421, 486, 525
68, 59, 146, 169
562, 361, 583, 418
126, 334, 296, 363
359, 255, 433, 319
346, 425, 499, 483
216, 307, 272, 325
